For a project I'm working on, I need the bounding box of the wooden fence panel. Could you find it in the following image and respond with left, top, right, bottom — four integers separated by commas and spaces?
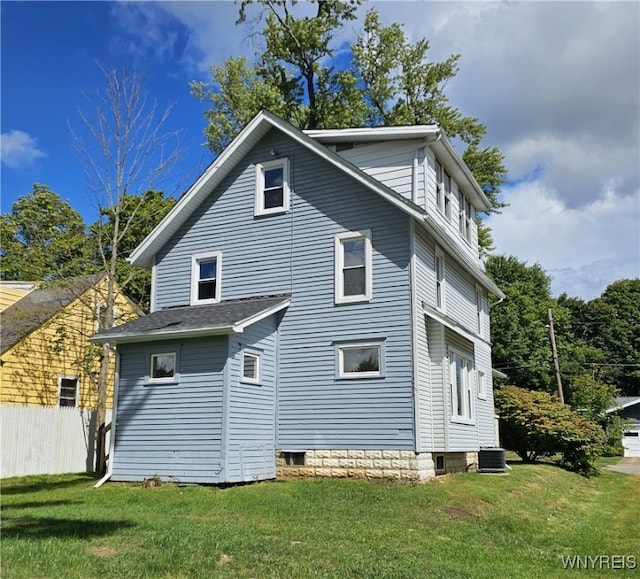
1, 405, 111, 478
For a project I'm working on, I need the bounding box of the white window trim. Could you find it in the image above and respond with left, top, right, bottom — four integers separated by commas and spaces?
241, 351, 261, 384
477, 370, 487, 400
190, 251, 222, 305
435, 160, 444, 213
149, 352, 177, 383
337, 342, 383, 379
443, 170, 452, 221
448, 346, 474, 423
58, 375, 79, 407
335, 229, 372, 304
435, 247, 446, 312
476, 285, 485, 337
255, 158, 290, 216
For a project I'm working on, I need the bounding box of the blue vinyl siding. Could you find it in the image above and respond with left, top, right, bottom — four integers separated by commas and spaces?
112, 338, 227, 483
225, 315, 278, 481
154, 128, 415, 451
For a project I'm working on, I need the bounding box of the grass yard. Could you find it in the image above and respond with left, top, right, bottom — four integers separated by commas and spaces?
1, 463, 638, 578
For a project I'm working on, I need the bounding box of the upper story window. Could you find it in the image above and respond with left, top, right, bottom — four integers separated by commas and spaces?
255, 158, 290, 216
190, 252, 222, 305
150, 352, 176, 382
58, 375, 78, 407
435, 247, 445, 311
335, 230, 372, 304
459, 192, 474, 243
435, 161, 444, 211
443, 171, 452, 220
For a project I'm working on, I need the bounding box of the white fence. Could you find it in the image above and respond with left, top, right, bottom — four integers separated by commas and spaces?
1, 405, 112, 478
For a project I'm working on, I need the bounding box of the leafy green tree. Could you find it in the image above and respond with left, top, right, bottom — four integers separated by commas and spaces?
191, 1, 506, 251
570, 374, 626, 456
485, 255, 556, 392
0, 184, 95, 281
558, 280, 640, 396
90, 190, 176, 312
588, 280, 640, 395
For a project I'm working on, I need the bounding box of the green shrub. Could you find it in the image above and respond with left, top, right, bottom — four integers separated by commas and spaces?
495, 385, 606, 476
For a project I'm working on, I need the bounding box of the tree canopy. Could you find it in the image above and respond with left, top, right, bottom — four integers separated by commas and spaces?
191, 0, 507, 249
0, 184, 95, 281
487, 254, 639, 401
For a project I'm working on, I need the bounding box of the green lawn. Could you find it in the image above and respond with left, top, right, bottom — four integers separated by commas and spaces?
2, 463, 638, 578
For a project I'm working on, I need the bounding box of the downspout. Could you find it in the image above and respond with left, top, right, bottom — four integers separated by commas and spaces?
95, 345, 119, 488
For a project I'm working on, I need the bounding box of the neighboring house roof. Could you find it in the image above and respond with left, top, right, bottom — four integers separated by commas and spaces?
0, 284, 34, 312
129, 110, 505, 299
606, 396, 640, 414
0, 274, 105, 355
91, 294, 291, 344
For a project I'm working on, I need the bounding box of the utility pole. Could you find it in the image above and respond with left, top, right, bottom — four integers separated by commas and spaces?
547, 308, 564, 404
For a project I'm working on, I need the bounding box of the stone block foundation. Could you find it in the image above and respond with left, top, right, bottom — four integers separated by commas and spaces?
276, 450, 478, 481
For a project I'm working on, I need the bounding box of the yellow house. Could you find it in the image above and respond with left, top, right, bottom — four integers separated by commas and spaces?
0, 274, 138, 408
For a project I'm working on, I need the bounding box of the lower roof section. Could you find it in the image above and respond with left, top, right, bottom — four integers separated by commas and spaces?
91, 294, 291, 344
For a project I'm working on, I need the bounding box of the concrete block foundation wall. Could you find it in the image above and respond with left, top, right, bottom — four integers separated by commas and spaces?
276, 450, 478, 481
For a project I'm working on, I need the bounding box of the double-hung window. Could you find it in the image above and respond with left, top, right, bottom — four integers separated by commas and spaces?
191, 252, 221, 305
255, 158, 289, 216
335, 230, 372, 304
435, 161, 444, 211
58, 376, 79, 407
449, 348, 474, 421
458, 191, 467, 238
338, 343, 382, 378
443, 171, 452, 220
435, 248, 445, 311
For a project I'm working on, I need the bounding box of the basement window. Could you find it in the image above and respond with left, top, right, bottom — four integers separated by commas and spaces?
281, 451, 305, 466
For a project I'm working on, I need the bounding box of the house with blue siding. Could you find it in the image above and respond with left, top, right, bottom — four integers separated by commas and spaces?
92, 110, 505, 484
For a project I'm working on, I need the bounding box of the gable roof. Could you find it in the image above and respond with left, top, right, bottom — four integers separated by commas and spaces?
304, 126, 492, 211
0, 274, 106, 355
606, 396, 640, 414
129, 110, 504, 299
91, 294, 291, 344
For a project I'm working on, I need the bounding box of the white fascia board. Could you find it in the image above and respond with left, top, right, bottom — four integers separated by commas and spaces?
431, 136, 492, 212
90, 324, 236, 344
232, 297, 291, 332
606, 397, 640, 414
304, 125, 440, 143
129, 112, 274, 269
275, 117, 428, 222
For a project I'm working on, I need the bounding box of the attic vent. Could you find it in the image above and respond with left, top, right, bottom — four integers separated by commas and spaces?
335, 143, 354, 152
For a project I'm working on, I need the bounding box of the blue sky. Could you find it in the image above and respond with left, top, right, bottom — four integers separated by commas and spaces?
2, 1, 639, 300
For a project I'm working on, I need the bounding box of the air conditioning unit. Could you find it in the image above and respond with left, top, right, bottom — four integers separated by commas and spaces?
478, 448, 507, 473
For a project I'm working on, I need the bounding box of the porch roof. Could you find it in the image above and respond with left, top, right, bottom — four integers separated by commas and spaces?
91, 294, 291, 344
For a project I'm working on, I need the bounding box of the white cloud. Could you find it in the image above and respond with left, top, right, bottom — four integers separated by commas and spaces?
486, 180, 640, 300
112, 1, 639, 298
1, 130, 46, 169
